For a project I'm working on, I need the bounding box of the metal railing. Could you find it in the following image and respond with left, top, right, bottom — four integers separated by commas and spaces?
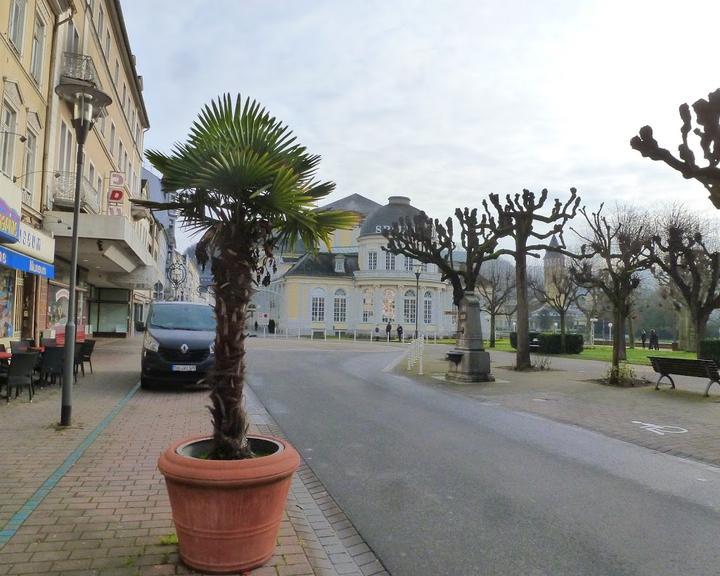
60, 52, 100, 87
52, 172, 100, 214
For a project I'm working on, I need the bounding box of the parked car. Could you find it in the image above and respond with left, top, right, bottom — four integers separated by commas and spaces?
140, 302, 216, 388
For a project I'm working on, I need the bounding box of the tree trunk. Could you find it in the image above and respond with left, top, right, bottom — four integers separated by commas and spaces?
618, 315, 627, 361
515, 251, 531, 370
694, 314, 708, 358
559, 312, 566, 353
489, 313, 496, 348
627, 314, 635, 349
208, 237, 254, 460
610, 307, 622, 385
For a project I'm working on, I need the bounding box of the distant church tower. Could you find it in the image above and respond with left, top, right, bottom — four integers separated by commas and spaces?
543, 235, 565, 298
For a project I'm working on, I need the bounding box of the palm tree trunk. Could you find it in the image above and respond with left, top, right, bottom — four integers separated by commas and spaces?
208, 239, 254, 460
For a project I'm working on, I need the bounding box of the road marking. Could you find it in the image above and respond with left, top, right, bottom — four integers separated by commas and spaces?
631, 420, 688, 436
0, 380, 141, 548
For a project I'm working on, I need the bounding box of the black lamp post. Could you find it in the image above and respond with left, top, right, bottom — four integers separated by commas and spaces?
55, 82, 111, 427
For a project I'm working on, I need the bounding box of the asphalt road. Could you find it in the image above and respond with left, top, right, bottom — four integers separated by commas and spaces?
248, 346, 720, 576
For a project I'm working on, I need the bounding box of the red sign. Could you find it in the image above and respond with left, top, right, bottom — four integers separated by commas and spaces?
108, 189, 124, 202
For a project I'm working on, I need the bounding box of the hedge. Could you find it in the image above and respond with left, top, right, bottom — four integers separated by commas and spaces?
509, 331, 583, 354
699, 339, 720, 364
537, 333, 584, 354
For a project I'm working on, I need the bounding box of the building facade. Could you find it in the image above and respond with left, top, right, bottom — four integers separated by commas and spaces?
257, 195, 458, 338
0, 0, 65, 346
39, 0, 153, 338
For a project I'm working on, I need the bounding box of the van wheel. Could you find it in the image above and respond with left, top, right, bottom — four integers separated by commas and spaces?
140, 377, 152, 390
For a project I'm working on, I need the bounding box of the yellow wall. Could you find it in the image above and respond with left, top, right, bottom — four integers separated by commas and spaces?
0, 0, 58, 215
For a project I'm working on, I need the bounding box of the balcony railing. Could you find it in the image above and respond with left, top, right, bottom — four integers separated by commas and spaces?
52, 172, 100, 214
60, 52, 100, 87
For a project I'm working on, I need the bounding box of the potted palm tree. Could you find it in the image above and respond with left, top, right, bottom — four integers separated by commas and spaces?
135, 94, 357, 573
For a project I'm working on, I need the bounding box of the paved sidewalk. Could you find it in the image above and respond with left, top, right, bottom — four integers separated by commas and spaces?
407, 344, 720, 466
0, 338, 387, 576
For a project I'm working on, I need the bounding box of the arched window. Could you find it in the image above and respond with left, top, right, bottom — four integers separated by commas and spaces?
362, 289, 373, 322
333, 289, 347, 323
423, 290, 433, 324
382, 289, 396, 322
385, 250, 395, 271
311, 288, 325, 322
403, 289, 416, 324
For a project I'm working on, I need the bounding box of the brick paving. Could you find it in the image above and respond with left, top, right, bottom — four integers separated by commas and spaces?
412, 345, 720, 466
0, 337, 387, 576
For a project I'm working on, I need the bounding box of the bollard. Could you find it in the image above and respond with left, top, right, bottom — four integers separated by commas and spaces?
324, 330, 327, 341
353, 330, 357, 341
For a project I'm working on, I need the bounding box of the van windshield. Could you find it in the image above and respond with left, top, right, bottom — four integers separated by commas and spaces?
149, 305, 216, 331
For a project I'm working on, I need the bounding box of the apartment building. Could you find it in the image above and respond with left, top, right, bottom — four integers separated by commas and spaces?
0, 0, 65, 345
42, 0, 153, 337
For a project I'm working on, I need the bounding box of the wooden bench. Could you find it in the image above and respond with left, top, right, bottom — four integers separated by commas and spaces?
648, 356, 720, 396
446, 351, 464, 365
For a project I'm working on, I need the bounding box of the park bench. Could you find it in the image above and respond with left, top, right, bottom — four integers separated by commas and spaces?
446, 351, 464, 365
648, 356, 720, 396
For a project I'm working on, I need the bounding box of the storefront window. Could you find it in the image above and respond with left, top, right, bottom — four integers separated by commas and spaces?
0, 268, 15, 337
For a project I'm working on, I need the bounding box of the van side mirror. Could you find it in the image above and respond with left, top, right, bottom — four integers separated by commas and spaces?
135, 320, 146, 332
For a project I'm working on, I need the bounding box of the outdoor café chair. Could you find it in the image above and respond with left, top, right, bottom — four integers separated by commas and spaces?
40, 346, 65, 386
9, 340, 29, 355
79, 340, 96, 375
1, 352, 39, 402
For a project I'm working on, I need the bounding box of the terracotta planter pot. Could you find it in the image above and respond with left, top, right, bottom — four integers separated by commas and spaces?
158, 434, 300, 574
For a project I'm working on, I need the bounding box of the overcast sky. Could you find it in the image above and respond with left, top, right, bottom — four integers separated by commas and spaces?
122, 0, 720, 250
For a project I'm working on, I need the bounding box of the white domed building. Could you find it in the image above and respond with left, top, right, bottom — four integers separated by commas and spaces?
256, 195, 458, 338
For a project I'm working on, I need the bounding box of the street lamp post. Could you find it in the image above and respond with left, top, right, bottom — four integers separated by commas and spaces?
608, 322, 614, 344
54, 82, 111, 427
414, 269, 421, 339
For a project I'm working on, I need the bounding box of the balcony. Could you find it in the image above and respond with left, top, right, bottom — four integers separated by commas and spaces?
52, 172, 100, 214
60, 52, 100, 87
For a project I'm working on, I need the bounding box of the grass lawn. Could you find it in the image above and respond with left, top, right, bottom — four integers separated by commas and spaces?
430, 337, 696, 366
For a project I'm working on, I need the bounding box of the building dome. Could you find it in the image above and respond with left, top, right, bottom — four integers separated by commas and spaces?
359, 196, 422, 237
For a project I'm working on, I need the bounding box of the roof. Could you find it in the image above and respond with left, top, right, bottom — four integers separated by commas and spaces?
318, 194, 381, 217
285, 253, 358, 277
359, 196, 422, 237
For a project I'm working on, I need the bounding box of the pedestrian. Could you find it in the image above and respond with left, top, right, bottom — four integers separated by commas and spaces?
385, 322, 392, 340
641, 329, 647, 349
650, 329, 658, 350
254, 320, 258, 332
397, 325, 404, 342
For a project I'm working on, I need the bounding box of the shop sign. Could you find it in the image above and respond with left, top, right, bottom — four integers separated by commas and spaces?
108, 174, 126, 216
0, 245, 55, 278
15, 223, 55, 264
0, 178, 21, 243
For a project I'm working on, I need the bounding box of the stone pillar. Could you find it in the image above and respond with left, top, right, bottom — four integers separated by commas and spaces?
446, 292, 494, 383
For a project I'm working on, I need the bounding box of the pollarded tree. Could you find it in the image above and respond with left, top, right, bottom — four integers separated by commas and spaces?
570, 204, 653, 384
477, 260, 516, 348
575, 285, 610, 345
136, 95, 357, 459
382, 207, 508, 332
650, 207, 720, 356
630, 89, 720, 208
529, 267, 581, 353
485, 188, 581, 370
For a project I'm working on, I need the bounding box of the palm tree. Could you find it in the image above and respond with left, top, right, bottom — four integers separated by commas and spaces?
136, 94, 357, 460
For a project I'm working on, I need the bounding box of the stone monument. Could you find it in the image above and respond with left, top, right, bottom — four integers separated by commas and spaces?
446, 292, 494, 383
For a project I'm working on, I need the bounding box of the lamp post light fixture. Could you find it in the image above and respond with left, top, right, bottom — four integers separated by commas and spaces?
590, 317, 598, 347
608, 322, 613, 343
54, 82, 111, 427
0, 130, 27, 143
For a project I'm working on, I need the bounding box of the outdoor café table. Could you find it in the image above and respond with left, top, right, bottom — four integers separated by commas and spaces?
0, 352, 11, 361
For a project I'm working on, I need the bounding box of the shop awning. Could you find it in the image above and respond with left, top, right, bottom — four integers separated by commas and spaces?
0, 245, 55, 278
